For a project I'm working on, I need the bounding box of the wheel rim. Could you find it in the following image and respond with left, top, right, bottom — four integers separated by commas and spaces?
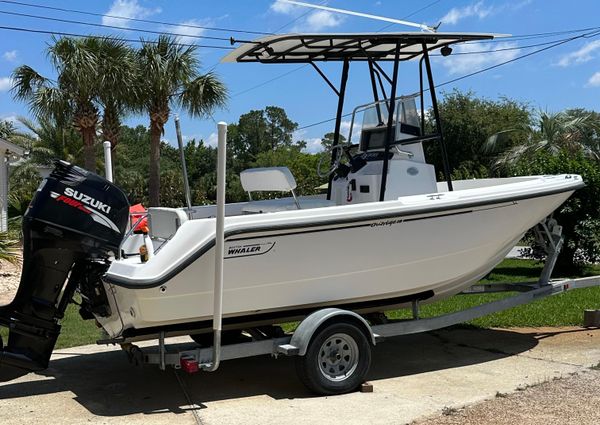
318, 333, 359, 382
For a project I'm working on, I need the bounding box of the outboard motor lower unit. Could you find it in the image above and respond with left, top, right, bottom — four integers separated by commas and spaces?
0, 161, 129, 381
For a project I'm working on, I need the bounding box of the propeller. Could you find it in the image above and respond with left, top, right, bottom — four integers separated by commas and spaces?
278, 0, 438, 33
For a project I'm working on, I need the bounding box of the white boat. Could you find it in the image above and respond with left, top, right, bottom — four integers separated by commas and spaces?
0, 32, 584, 382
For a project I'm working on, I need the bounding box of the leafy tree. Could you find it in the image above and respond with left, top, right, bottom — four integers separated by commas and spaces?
135, 35, 227, 206
254, 145, 324, 196
426, 90, 531, 177
229, 106, 298, 171
510, 151, 600, 273
320, 132, 346, 150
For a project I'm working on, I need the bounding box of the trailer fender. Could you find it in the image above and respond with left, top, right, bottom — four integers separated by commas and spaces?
288, 308, 376, 356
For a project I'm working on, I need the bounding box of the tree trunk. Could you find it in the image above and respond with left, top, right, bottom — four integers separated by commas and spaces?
82, 127, 96, 172
149, 123, 162, 207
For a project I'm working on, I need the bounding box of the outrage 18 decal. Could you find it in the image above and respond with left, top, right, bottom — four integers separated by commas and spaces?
50, 189, 119, 232
225, 242, 276, 259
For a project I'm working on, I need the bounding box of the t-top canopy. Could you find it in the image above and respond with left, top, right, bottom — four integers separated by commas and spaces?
221, 32, 499, 64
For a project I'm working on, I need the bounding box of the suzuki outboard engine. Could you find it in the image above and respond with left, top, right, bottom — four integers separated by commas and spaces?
0, 161, 129, 381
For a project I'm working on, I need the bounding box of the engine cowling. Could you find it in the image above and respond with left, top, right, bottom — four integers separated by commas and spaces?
0, 161, 129, 381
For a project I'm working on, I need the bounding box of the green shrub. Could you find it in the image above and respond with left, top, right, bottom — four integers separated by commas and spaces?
510, 151, 600, 273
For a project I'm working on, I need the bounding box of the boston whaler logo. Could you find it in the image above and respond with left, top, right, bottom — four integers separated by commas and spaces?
225, 242, 276, 259
50, 187, 119, 232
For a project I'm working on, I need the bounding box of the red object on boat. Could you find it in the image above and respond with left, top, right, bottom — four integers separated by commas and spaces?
129, 204, 148, 233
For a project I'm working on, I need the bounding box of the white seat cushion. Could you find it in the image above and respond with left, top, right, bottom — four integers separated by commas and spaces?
242, 197, 334, 213
240, 167, 297, 192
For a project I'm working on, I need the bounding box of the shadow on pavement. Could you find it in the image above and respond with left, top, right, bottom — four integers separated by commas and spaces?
0, 327, 583, 418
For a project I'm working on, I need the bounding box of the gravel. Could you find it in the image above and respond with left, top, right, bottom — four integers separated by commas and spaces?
415, 370, 600, 425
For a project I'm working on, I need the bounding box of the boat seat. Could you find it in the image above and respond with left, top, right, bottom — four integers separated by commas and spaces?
240, 167, 333, 213
147, 207, 188, 240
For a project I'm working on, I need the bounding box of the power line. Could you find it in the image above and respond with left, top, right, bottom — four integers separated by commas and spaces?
296, 29, 600, 131
228, 1, 446, 100
0, 9, 234, 41
0, 25, 235, 49
272, 0, 329, 33
231, 65, 309, 97
464, 26, 600, 44
0, 0, 272, 36
437, 29, 600, 88
432, 36, 596, 56
207, 0, 329, 74
377, 0, 443, 32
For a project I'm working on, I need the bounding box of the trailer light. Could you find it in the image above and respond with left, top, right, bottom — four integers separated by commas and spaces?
180, 356, 200, 373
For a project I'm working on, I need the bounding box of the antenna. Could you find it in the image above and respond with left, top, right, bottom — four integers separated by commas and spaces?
279, 0, 436, 33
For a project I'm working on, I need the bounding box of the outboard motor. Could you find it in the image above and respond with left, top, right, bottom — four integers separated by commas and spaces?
0, 161, 129, 381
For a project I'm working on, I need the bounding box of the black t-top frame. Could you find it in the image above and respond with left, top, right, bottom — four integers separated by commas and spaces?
223, 32, 497, 200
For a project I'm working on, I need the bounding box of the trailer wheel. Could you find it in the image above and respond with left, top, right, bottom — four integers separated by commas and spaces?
296, 322, 371, 395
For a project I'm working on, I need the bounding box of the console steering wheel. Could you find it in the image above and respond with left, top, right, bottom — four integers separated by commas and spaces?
317, 144, 350, 178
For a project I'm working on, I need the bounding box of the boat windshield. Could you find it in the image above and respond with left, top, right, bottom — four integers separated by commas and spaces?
350, 96, 421, 151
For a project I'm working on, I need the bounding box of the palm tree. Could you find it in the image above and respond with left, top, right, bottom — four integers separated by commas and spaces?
136, 35, 227, 206
484, 110, 600, 170
11, 116, 80, 160
12, 37, 102, 172
91, 38, 138, 172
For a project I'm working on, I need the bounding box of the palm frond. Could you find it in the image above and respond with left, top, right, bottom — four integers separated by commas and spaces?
11, 65, 49, 101
179, 72, 228, 118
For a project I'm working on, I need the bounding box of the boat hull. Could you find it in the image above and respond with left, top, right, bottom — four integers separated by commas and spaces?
100, 186, 575, 338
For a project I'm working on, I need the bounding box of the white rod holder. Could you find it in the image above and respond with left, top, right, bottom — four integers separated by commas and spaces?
203, 121, 227, 372
103, 141, 113, 183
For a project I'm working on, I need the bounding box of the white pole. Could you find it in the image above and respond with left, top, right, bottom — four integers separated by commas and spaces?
204, 121, 227, 372
103, 141, 113, 183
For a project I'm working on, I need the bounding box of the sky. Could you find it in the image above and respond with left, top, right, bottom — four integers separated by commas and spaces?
0, 0, 599, 153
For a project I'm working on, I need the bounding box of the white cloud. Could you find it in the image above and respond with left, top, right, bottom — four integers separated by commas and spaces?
440, 1, 492, 25
302, 10, 345, 31
340, 120, 362, 143
102, 0, 161, 28
167, 19, 209, 45
439, 42, 520, 75
0, 77, 13, 92
270, 1, 345, 32
587, 72, 600, 87
2, 50, 17, 62
303, 137, 324, 153
557, 40, 600, 67
0, 114, 18, 124
270, 0, 298, 14
206, 132, 218, 147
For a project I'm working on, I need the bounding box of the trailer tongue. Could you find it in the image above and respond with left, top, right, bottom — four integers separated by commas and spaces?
0, 161, 129, 381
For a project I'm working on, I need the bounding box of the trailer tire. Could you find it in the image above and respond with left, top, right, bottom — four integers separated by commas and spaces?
295, 322, 371, 395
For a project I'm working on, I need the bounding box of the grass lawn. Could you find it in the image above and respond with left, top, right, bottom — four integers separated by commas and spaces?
2, 259, 600, 349
386, 259, 600, 328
